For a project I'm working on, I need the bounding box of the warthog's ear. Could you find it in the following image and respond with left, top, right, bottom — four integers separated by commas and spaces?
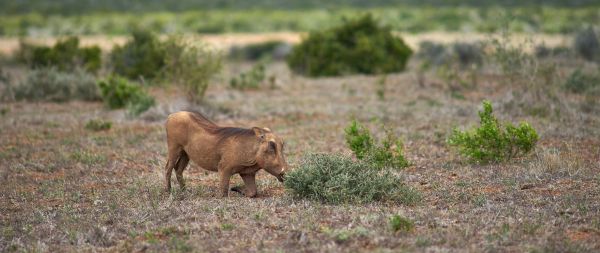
262, 127, 271, 132
252, 127, 266, 140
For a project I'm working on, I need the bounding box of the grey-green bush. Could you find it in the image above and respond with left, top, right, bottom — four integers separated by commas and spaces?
162, 36, 222, 103
574, 26, 600, 62
287, 14, 412, 77
564, 69, 600, 94
284, 153, 420, 205
13, 68, 100, 102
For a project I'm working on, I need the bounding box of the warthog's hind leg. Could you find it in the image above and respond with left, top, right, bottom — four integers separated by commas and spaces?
164, 145, 183, 192
175, 152, 190, 190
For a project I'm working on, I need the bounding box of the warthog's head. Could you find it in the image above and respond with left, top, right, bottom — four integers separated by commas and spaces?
253, 127, 289, 182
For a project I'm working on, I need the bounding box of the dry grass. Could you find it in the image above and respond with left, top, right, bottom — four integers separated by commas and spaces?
1, 47, 600, 252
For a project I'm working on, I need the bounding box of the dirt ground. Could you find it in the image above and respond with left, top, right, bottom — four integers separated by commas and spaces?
1, 38, 600, 252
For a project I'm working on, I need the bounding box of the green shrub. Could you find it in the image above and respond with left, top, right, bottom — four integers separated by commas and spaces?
344, 120, 373, 160
229, 63, 266, 90
287, 14, 412, 77
389, 215, 414, 232
344, 120, 409, 169
17, 37, 102, 73
110, 29, 166, 80
13, 68, 100, 102
85, 119, 112, 131
97, 76, 155, 116
284, 153, 420, 205
564, 69, 600, 94
162, 36, 222, 102
447, 100, 539, 163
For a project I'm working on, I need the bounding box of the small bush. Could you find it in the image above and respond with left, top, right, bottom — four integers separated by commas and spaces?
97, 76, 155, 116
85, 119, 112, 131
17, 37, 102, 72
417, 41, 449, 67
284, 153, 420, 205
345, 120, 409, 169
162, 36, 222, 102
574, 26, 600, 62
447, 100, 539, 163
390, 215, 414, 232
229, 41, 290, 61
110, 29, 166, 80
417, 41, 482, 69
230, 63, 266, 90
564, 69, 600, 94
13, 68, 100, 102
452, 42, 483, 68
287, 14, 412, 77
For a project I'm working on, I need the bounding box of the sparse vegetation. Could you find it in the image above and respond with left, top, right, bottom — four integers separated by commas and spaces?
564, 69, 600, 94
12, 68, 100, 102
16, 37, 102, 73
448, 100, 539, 163
345, 120, 409, 169
85, 119, 112, 131
389, 215, 415, 232
97, 76, 155, 116
287, 14, 412, 76
284, 153, 420, 204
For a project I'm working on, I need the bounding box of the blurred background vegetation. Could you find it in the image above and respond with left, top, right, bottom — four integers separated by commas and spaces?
0, 0, 599, 36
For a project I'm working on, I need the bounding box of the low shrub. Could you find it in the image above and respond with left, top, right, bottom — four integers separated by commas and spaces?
452, 42, 483, 68
85, 119, 112, 131
17, 37, 102, 72
344, 120, 409, 169
574, 26, 600, 62
417, 41, 482, 69
417, 41, 449, 67
13, 68, 100, 102
162, 36, 222, 102
110, 29, 166, 80
228, 41, 290, 61
287, 14, 412, 77
390, 215, 414, 233
283, 153, 420, 205
447, 100, 539, 163
563, 69, 600, 94
97, 76, 155, 116
230, 63, 266, 90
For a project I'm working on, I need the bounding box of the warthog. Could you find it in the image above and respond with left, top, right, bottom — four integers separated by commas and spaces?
164, 111, 289, 197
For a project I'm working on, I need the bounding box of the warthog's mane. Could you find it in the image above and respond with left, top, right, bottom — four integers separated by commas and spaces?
186, 111, 255, 140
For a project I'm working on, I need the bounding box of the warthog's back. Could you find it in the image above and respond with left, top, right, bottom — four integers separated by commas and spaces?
166, 111, 222, 171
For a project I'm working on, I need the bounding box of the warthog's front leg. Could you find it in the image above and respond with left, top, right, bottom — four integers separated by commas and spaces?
240, 173, 257, 198
219, 170, 232, 197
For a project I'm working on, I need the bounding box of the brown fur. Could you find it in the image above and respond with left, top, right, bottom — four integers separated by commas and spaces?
164, 111, 289, 197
